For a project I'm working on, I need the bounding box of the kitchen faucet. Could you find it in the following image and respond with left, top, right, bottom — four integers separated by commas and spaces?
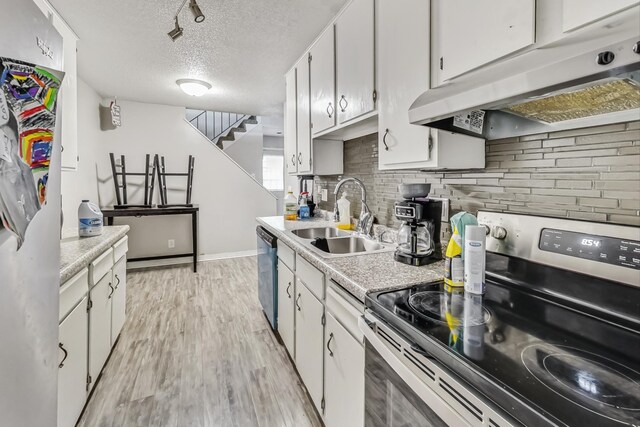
333, 177, 374, 237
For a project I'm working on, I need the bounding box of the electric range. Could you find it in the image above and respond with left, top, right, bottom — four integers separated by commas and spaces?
362, 212, 640, 427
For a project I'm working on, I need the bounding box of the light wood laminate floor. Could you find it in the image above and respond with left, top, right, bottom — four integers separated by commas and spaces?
77, 257, 322, 427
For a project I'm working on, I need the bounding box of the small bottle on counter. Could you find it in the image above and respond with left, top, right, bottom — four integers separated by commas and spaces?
284, 187, 298, 221
464, 225, 486, 295
299, 193, 310, 219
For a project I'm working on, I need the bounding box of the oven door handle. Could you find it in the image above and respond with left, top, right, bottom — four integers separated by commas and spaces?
358, 316, 472, 427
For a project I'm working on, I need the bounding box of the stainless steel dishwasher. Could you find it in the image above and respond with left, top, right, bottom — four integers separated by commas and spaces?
256, 226, 277, 329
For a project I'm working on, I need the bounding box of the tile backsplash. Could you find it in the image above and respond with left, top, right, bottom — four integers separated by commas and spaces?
314, 121, 640, 230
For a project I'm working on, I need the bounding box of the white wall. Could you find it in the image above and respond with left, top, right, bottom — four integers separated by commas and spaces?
224, 124, 264, 183
62, 79, 278, 259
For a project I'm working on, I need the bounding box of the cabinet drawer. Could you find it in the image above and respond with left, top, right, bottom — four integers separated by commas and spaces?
278, 241, 296, 271
59, 268, 89, 323
296, 256, 324, 300
113, 236, 128, 263
326, 282, 365, 344
90, 248, 114, 286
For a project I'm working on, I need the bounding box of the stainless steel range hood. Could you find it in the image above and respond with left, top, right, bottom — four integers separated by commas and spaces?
409, 38, 640, 140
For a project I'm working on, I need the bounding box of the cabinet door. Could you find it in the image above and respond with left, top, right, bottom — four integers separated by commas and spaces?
433, 0, 535, 82
296, 55, 313, 174
310, 27, 336, 134
324, 311, 365, 427
377, 0, 433, 169
58, 296, 88, 427
111, 257, 127, 345
285, 68, 298, 175
335, 0, 375, 124
89, 272, 113, 386
562, 0, 639, 32
277, 260, 295, 357
295, 279, 324, 413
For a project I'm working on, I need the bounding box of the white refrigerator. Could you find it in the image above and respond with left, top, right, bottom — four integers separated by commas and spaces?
0, 1, 64, 426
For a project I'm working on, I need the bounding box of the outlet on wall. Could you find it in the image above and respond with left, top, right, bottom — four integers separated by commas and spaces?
321, 189, 328, 202
168, 239, 175, 248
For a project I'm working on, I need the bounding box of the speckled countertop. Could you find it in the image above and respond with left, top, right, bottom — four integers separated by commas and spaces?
256, 215, 444, 303
60, 225, 130, 284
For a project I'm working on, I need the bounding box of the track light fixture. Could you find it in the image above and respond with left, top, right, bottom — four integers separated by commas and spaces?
167, 17, 184, 41
189, 0, 205, 23
168, 0, 205, 41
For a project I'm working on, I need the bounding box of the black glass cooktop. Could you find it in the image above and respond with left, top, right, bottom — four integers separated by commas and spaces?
366, 253, 640, 427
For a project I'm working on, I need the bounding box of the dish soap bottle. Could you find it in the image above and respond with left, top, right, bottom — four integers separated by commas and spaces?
336, 191, 351, 229
299, 192, 310, 219
284, 187, 298, 221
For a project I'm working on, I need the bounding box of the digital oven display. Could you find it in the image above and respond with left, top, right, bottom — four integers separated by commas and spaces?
539, 229, 640, 270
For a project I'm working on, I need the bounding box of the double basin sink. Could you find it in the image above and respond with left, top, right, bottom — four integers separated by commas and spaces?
289, 227, 393, 258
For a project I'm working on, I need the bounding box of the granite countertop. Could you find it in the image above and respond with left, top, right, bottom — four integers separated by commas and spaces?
60, 225, 130, 284
257, 215, 444, 303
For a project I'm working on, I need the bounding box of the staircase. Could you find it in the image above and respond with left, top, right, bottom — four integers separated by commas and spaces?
186, 109, 259, 150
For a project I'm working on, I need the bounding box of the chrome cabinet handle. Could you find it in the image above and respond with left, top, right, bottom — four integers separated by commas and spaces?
291, 154, 296, 166
339, 95, 348, 112
298, 153, 303, 165
327, 333, 334, 357
115, 274, 121, 289
383, 128, 390, 151
286, 281, 292, 298
58, 343, 68, 368
295, 293, 301, 311
326, 102, 334, 118
108, 282, 114, 299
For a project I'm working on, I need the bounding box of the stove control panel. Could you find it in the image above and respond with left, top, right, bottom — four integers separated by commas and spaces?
539, 229, 640, 270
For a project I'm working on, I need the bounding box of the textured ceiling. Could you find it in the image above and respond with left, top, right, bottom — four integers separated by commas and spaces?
48, 0, 347, 118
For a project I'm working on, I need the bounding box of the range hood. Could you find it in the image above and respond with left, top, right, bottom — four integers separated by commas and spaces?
409, 37, 640, 140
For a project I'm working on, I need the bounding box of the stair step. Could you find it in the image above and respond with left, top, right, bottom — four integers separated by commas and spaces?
243, 119, 258, 125
216, 141, 224, 149
218, 135, 235, 142
230, 127, 246, 133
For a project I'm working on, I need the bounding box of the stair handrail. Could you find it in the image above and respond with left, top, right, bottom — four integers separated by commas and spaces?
187, 110, 249, 144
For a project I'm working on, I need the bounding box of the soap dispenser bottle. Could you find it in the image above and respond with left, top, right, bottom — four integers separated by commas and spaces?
336, 191, 351, 229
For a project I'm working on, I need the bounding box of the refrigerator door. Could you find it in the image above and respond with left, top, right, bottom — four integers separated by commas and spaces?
0, 2, 63, 426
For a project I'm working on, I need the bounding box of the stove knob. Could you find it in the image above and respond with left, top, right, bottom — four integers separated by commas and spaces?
481, 224, 490, 236
491, 226, 508, 240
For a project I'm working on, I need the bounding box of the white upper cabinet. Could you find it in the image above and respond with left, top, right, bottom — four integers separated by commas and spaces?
377, 0, 432, 169
562, 0, 639, 32
296, 55, 313, 174
432, 0, 536, 84
335, 0, 376, 124
285, 69, 298, 175
310, 27, 336, 135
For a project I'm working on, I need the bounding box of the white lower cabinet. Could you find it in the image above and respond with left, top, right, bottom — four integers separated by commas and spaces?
277, 260, 296, 357
57, 296, 88, 427
111, 256, 127, 345
324, 311, 365, 427
88, 272, 113, 390
295, 279, 325, 413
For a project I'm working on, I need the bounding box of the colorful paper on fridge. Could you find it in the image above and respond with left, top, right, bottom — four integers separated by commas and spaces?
0, 57, 63, 249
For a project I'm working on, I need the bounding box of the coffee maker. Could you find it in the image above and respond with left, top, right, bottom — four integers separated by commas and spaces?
394, 184, 443, 266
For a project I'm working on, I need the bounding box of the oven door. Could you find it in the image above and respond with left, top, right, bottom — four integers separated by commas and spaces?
360, 315, 470, 427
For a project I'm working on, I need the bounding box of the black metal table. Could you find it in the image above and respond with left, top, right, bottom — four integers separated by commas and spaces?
102, 206, 199, 272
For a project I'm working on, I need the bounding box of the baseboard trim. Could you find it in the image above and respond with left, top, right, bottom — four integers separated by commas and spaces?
126, 249, 258, 270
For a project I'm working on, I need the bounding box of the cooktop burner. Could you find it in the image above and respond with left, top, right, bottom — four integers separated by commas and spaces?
521, 343, 640, 423
408, 290, 491, 326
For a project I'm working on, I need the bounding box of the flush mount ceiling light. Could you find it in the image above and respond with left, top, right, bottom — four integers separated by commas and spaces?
168, 0, 205, 41
176, 79, 212, 96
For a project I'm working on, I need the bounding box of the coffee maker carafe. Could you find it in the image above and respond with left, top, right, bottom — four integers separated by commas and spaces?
394, 184, 442, 266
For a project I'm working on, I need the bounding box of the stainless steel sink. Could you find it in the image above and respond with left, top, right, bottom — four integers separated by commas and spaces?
291, 227, 351, 239
310, 235, 386, 254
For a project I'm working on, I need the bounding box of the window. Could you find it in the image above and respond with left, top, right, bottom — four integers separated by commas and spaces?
262, 153, 284, 191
